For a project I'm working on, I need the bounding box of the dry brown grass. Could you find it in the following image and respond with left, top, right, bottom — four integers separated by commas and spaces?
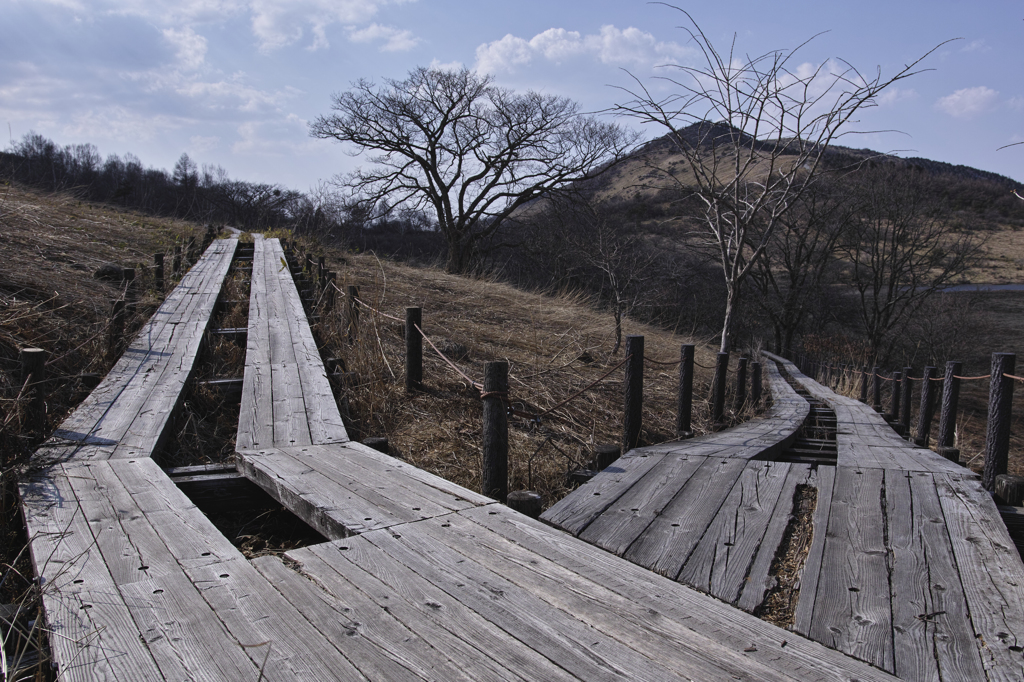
302, 247, 757, 506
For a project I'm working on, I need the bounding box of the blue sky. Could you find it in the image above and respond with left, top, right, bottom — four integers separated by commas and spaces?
3, 0, 1022, 190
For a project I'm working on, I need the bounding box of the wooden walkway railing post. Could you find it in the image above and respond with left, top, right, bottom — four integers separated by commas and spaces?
937, 361, 962, 462
405, 307, 423, 392
734, 357, 748, 412
871, 366, 882, 412
154, 253, 164, 293
19, 347, 47, 436
482, 360, 509, 502
859, 366, 868, 403
914, 366, 938, 447
711, 352, 728, 427
623, 335, 644, 451
888, 370, 902, 425
899, 366, 913, 438
750, 361, 762, 407
983, 353, 1016, 491
677, 344, 695, 438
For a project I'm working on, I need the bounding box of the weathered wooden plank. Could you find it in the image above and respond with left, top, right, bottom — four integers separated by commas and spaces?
18, 465, 165, 681
540, 451, 666, 535
252, 555, 477, 681
236, 447, 464, 537
809, 467, 894, 673
290, 540, 579, 681
936, 473, 1024, 682
886, 471, 987, 682
410, 512, 800, 682
579, 454, 707, 555
734, 462, 813, 612
623, 456, 747, 578
792, 465, 836, 637
460, 503, 900, 682
32, 239, 237, 463
358, 521, 693, 681
105, 459, 369, 680
678, 461, 794, 603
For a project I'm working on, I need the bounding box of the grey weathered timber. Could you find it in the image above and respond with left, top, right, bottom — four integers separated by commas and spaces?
914, 366, 937, 447
983, 353, 1016, 491
623, 335, 644, 451
237, 236, 347, 450
481, 360, 509, 501
236, 443, 492, 538
937, 361, 962, 460
677, 343, 695, 436
33, 239, 238, 464
809, 466, 893, 671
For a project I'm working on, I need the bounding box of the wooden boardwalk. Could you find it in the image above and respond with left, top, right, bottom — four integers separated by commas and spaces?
15, 237, 1020, 680
544, 351, 1024, 681
32, 238, 237, 464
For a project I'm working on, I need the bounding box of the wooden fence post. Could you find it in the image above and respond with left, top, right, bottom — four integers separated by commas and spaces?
937, 361, 962, 462
983, 353, 1016, 492
346, 285, 359, 343
623, 335, 644, 452
318, 257, 326, 288
108, 299, 125, 359
595, 444, 621, 470
750, 361, 762, 407
888, 370, 902, 425
506, 491, 543, 518
405, 307, 422, 392
20, 347, 48, 435
859, 366, 869, 403
324, 271, 336, 311
914, 366, 938, 447
899, 366, 913, 438
482, 360, 509, 502
154, 253, 164, 293
734, 357, 748, 412
712, 352, 729, 427
676, 344, 694, 438
871, 366, 882, 412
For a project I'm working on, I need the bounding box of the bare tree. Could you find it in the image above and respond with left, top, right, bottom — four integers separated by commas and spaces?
614, 6, 947, 351
748, 174, 855, 355
842, 163, 983, 362
309, 67, 638, 274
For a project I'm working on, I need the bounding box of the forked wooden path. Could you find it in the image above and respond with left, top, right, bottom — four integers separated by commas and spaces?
15, 237, 1022, 680
544, 352, 1024, 681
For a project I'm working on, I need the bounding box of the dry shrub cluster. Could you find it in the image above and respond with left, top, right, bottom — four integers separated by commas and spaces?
304, 247, 759, 505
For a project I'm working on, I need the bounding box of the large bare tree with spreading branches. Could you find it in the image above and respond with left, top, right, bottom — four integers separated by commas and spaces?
310, 67, 638, 274
615, 5, 949, 351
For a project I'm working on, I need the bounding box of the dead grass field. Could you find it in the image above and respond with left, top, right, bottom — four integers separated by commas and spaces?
305, 248, 738, 506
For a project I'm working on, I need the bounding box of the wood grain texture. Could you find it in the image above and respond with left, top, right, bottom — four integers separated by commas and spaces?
808, 467, 894, 672
461, 503, 900, 681
936, 474, 1024, 682
886, 471, 987, 681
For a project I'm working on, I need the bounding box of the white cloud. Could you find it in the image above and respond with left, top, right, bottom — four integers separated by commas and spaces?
429, 58, 464, 72
189, 134, 221, 152
935, 86, 1000, 118
162, 26, 207, 70
961, 39, 987, 53
347, 23, 419, 52
877, 87, 918, 107
474, 24, 689, 75
1009, 96, 1024, 113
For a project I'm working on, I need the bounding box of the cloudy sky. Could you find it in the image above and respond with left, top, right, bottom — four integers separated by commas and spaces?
3, 0, 1022, 190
